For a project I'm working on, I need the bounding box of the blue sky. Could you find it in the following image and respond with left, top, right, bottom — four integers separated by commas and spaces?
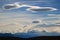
0, 0, 60, 38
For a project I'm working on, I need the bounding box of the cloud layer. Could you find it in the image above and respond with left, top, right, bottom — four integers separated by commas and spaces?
0, 12, 60, 34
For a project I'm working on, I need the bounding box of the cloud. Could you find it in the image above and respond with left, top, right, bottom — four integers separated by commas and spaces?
26, 7, 58, 12
32, 20, 40, 23
3, 2, 32, 10
3, 2, 25, 10
0, 13, 60, 38
0, 12, 60, 34
0, 11, 60, 34
3, 2, 58, 12
0, 19, 60, 34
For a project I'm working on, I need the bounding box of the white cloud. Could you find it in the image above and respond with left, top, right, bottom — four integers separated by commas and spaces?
0, 12, 60, 34
0, 18, 60, 34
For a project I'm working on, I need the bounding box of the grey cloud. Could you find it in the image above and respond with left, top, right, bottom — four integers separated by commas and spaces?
26, 7, 58, 12
3, 5, 16, 9
3, 2, 58, 12
32, 20, 40, 23
3, 2, 23, 10
2, 2, 31, 10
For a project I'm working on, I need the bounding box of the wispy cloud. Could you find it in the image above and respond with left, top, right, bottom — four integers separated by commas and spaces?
0, 13, 60, 34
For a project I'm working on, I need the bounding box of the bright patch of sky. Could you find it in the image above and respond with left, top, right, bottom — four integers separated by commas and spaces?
0, 0, 60, 38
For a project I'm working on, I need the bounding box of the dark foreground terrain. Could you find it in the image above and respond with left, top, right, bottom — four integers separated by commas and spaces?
0, 36, 60, 40
0, 33, 60, 40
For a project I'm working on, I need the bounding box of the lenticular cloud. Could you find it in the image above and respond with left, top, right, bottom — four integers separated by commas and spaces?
26, 7, 58, 12
3, 2, 24, 10
3, 2, 32, 10
3, 2, 58, 12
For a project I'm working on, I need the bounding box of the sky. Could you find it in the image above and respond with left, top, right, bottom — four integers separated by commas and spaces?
0, 0, 60, 38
